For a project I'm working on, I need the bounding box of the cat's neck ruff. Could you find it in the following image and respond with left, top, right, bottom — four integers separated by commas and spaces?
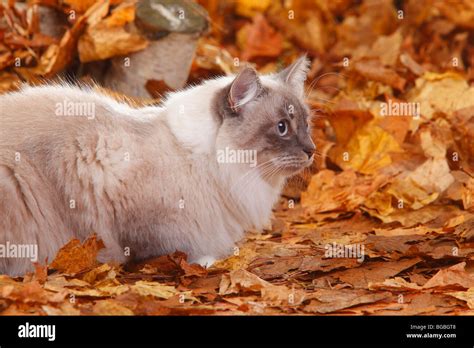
162, 76, 284, 230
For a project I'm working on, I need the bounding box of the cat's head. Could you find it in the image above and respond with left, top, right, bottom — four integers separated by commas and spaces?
213, 56, 315, 180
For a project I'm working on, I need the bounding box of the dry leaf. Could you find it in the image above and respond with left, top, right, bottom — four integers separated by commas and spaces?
131, 281, 179, 300
50, 235, 105, 274
237, 14, 283, 61
78, 1, 149, 62
219, 269, 304, 304
93, 299, 135, 315
333, 120, 402, 174
301, 170, 388, 212
407, 73, 474, 119
448, 288, 474, 309
304, 289, 391, 314
423, 262, 474, 289
235, 0, 271, 18
352, 59, 406, 91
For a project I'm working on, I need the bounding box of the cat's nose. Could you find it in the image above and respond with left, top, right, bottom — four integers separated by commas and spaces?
303, 146, 315, 159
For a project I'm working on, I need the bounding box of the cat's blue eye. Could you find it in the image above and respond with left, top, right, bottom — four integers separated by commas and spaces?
277, 120, 289, 136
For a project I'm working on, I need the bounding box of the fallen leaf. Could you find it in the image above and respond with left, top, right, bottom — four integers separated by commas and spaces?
219, 269, 304, 304
237, 14, 283, 61
92, 299, 134, 315
301, 169, 388, 212
235, 0, 271, 18
352, 59, 406, 91
131, 281, 180, 300
50, 235, 105, 274
407, 73, 474, 119
78, 1, 149, 62
328, 258, 422, 289
436, 1, 474, 29
333, 120, 402, 175
448, 288, 474, 309
423, 262, 474, 289
1, 280, 66, 304
304, 289, 391, 314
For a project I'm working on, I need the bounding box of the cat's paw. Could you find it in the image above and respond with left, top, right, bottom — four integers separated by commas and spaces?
97, 245, 127, 264
192, 255, 217, 268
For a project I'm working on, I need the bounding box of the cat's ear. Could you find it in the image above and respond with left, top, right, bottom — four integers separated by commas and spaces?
228, 67, 261, 112
276, 55, 310, 97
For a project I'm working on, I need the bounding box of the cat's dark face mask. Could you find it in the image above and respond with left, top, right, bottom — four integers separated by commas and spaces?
213, 56, 316, 179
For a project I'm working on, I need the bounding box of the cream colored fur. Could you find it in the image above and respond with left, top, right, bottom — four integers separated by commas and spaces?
0, 76, 287, 276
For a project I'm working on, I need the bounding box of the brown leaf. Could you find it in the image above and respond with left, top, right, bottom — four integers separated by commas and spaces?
33, 263, 48, 285
301, 170, 388, 212
328, 258, 422, 289
179, 258, 207, 278
0, 278, 66, 304
353, 59, 406, 91
304, 289, 391, 314
78, 1, 148, 62
436, 1, 474, 29
448, 288, 474, 309
267, 1, 333, 55
423, 262, 474, 290
219, 269, 305, 304
407, 73, 474, 119
237, 14, 283, 61
50, 235, 105, 274
93, 299, 134, 315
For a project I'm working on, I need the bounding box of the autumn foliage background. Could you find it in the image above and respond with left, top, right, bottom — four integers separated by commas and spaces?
0, 0, 474, 315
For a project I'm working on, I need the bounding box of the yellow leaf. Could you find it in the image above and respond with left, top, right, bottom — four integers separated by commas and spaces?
334, 121, 402, 174
235, 0, 271, 18
407, 73, 474, 119
93, 299, 134, 315
131, 281, 198, 301
213, 243, 257, 271
64, 0, 100, 13
301, 169, 388, 213
363, 155, 454, 221
449, 288, 474, 309
462, 178, 474, 211
78, 1, 148, 62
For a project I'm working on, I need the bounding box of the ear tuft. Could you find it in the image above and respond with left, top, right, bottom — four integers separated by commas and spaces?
228, 67, 261, 112
277, 55, 310, 97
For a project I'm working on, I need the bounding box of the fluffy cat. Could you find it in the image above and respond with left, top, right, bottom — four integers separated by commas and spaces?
0, 56, 315, 276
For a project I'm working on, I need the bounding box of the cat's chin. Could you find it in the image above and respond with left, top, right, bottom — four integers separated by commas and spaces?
279, 161, 313, 177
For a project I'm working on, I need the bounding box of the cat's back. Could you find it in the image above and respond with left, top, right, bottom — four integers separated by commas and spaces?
1, 84, 131, 147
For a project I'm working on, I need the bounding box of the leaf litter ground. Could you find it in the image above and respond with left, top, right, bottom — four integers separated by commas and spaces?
1, 0, 474, 315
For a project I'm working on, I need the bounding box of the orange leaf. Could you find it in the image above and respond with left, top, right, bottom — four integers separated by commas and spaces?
50, 235, 105, 274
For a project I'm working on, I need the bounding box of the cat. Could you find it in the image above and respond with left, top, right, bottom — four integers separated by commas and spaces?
0, 56, 315, 276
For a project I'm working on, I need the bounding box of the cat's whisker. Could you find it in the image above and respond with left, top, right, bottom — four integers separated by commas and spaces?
0, 53, 320, 276
229, 158, 274, 193
309, 96, 336, 105
304, 71, 348, 99
233, 154, 294, 201
309, 85, 343, 95
230, 159, 276, 206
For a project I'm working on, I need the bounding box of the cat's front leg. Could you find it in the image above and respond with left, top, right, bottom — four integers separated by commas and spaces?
96, 238, 128, 265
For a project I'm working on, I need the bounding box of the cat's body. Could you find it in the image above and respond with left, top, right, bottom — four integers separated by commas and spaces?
0, 57, 315, 276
